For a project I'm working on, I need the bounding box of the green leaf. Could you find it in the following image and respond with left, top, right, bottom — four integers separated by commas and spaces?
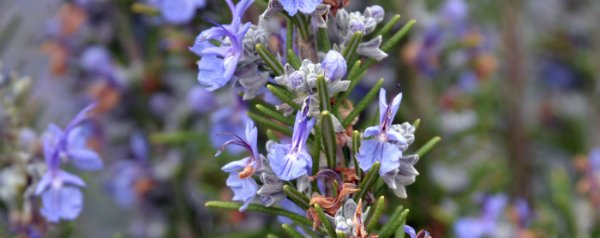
342, 79, 384, 127
205, 201, 312, 227
247, 111, 292, 137
321, 111, 337, 169
352, 130, 362, 178
283, 185, 310, 210
342, 32, 364, 68
315, 204, 337, 237
378, 208, 409, 238
317, 75, 331, 112
374, 14, 401, 38
338, 60, 363, 102
412, 118, 421, 131
287, 49, 302, 69
381, 19, 416, 52
317, 28, 331, 52
286, 18, 294, 52
256, 104, 295, 126
355, 162, 380, 201
366, 196, 385, 232
415, 136, 441, 158
310, 128, 322, 175
266, 84, 301, 110
256, 43, 284, 76
282, 224, 304, 238
266, 129, 280, 142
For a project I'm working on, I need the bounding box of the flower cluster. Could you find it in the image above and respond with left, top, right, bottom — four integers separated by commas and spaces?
191, 0, 436, 237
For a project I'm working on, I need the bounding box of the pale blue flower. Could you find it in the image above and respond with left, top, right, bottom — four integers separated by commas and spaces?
44, 104, 103, 171
190, 0, 253, 91
267, 99, 315, 181
279, 0, 323, 16
211, 104, 249, 155
35, 103, 102, 222
356, 89, 406, 175
218, 121, 261, 211
36, 137, 86, 222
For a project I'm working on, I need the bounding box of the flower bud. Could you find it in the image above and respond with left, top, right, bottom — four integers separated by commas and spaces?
321, 50, 347, 81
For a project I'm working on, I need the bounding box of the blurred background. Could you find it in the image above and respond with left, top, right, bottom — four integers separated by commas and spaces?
1, 0, 599, 237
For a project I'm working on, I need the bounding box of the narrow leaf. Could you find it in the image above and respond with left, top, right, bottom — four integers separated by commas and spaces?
366, 196, 385, 232
317, 75, 331, 112
352, 130, 362, 178
381, 20, 416, 52
415, 136, 441, 158
282, 224, 304, 238
266, 129, 280, 142
412, 118, 421, 131
256, 43, 284, 76
256, 104, 295, 126
247, 111, 292, 137
374, 14, 401, 38
205, 201, 312, 226
338, 60, 363, 101
267, 84, 301, 110
317, 28, 331, 52
342, 32, 364, 68
321, 111, 337, 169
378, 208, 410, 238
315, 204, 337, 237
355, 162, 380, 201
283, 185, 310, 210
287, 49, 302, 69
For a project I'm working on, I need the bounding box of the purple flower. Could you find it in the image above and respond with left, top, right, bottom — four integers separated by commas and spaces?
591, 148, 600, 174
321, 50, 347, 81
151, 0, 206, 24
35, 103, 102, 222
267, 99, 315, 181
356, 89, 406, 175
190, 0, 253, 91
187, 86, 216, 113
279, 0, 323, 16
36, 136, 86, 222
44, 104, 103, 171
454, 194, 508, 238
218, 121, 261, 211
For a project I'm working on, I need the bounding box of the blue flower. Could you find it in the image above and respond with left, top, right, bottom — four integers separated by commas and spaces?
218, 121, 262, 211
267, 99, 315, 181
152, 0, 207, 24
36, 137, 86, 222
321, 50, 347, 81
356, 89, 406, 175
279, 0, 323, 16
35, 103, 102, 222
454, 194, 508, 238
44, 105, 103, 171
190, 0, 253, 91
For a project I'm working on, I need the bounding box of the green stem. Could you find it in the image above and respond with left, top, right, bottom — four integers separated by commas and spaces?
315, 204, 337, 237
